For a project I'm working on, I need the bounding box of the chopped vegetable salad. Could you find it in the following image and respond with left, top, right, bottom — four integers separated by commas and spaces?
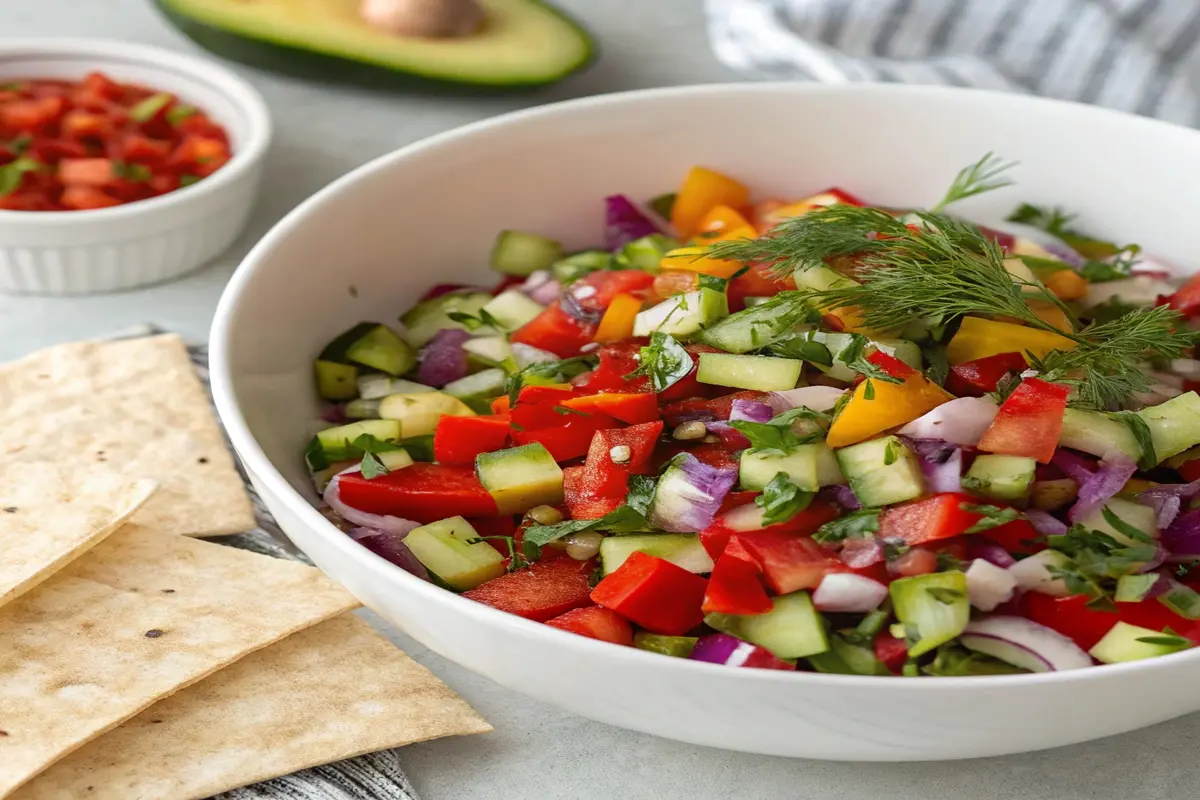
307, 155, 1200, 676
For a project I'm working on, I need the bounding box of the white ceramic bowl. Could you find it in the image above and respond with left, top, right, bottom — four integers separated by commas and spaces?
0, 39, 270, 294
211, 84, 1200, 761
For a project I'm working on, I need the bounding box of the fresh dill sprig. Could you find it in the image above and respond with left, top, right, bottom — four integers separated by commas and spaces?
930, 152, 1017, 212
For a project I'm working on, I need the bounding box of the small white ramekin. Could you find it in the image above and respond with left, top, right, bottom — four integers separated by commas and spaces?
0, 39, 271, 295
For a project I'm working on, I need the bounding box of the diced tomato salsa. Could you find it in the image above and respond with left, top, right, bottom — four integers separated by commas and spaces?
0, 72, 232, 211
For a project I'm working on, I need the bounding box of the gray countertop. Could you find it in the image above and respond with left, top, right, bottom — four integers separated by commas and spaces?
2, 3, 1196, 799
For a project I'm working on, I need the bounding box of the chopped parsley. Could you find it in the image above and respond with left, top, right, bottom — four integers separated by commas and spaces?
728, 406, 830, 452
128, 92, 173, 123
0, 156, 40, 197
467, 535, 540, 572
960, 503, 1021, 534
523, 475, 657, 547
625, 331, 692, 392
813, 508, 881, 544
755, 472, 814, 526
447, 308, 503, 331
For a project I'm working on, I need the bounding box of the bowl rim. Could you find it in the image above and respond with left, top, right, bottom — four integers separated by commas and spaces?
211, 80, 1200, 688
0, 37, 272, 224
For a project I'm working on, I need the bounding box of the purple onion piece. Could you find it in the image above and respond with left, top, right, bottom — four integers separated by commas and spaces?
1024, 508, 1069, 537
896, 397, 998, 447
349, 527, 430, 581
320, 404, 348, 424
901, 437, 963, 494
704, 421, 750, 451
324, 475, 422, 538
1051, 449, 1095, 484
561, 287, 605, 325
729, 398, 774, 423
1067, 454, 1137, 523
689, 634, 791, 669
604, 194, 661, 250
650, 453, 736, 533
529, 279, 561, 305
1042, 241, 1087, 268
1163, 508, 1200, 560
960, 616, 1093, 672
1137, 544, 1169, 574
1140, 492, 1183, 530
967, 539, 1017, 568
418, 328, 471, 387
767, 386, 845, 415
839, 536, 883, 568
828, 484, 861, 511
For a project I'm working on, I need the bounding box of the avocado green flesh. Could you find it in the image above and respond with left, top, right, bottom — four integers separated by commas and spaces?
155, 0, 595, 89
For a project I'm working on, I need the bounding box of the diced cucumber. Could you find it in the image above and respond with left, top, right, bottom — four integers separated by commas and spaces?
314, 419, 401, 458
481, 289, 545, 331
836, 436, 925, 507
1157, 579, 1200, 619
1058, 408, 1142, 461
476, 443, 564, 515
599, 533, 713, 575
314, 360, 358, 401
357, 374, 434, 400
400, 291, 494, 348
808, 635, 889, 675
442, 368, 506, 404
648, 458, 728, 532
510, 342, 560, 369
378, 392, 475, 438
490, 230, 565, 277
344, 398, 381, 419
963, 454, 1036, 503
705, 591, 829, 659
398, 434, 436, 462
815, 443, 847, 486
1076, 497, 1158, 546
1137, 391, 1200, 462
618, 233, 678, 272
696, 353, 803, 392
634, 632, 697, 658
739, 444, 821, 491
633, 288, 728, 338
462, 336, 517, 372
1089, 621, 1190, 664
339, 323, 417, 376
697, 299, 806, 354
551, 250, 612, 285
793, 264, 858, 293
403, 516, 506, 591
804, 330, 922, 382
1115, 573, 1159, 603
364, 449, 414, 472
1008, 550, 1074, 596
889, 571, 970, 657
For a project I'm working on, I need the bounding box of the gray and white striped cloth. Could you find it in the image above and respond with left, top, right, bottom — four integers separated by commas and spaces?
706, 0, 1200, 126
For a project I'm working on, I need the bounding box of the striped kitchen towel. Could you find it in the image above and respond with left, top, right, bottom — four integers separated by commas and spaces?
706, 0, 1200, 126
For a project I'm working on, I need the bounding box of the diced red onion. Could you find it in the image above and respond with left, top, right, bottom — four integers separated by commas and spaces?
897, 397, 998, 446
902, 438, 963, 494
1023, 508, 1068, 537
320, 404, 348, 424
960, 616, 1093, 672
1163, 508, 1200, 560
720, 502, 771, 532
839, 536, 884, 568
529, 279, 561, 305
965, 559, 1018, 611
650, 454, 736, 533
1068, 454, 1137, 523
813, 573, 888, 612
417, 328, 471, 387
1140, 492, 1183, 530
828, 484, 860, 511
704, 421, 751, 451
1050, 449, 1096, 484
349, 527, 429, 581
767, 386, 845, 415
604, 194, 662, 250
689, 634, 794, 670
324, 475, 422, 538
729, 398, 774, 423
561, 285, 605, 324
967, 539, 1017, 568
1137, 544, 1168, 574
520, 269, 552, 293
1042, 242, 1086, 268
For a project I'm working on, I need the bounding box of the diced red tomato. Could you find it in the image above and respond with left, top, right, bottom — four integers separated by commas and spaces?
569, 269, 655, 314
121, 133, 172, 163
433, 414, 511, 466
1, 96, 66, 130
572, 340, 646, 393
582, 420, 664, 497
544, 605, 634, 645
561, 392, 659, 424
57, 158, 114, 187
699, 501, 840, 561
1165, 273, 1200, 318
887, 546, 939, 577
979, 519, 1045, 555
60, 110, 111, 139
335, 464, 498, 523
591, 551, 708, 636
702, 552, 772, 615
729, 530, 843, 595
511, 304, 596, 358
946, 352, 1028, 397
562, 465, 623, 520
661, 390, 769, 427
463, 557, 595, 622
879, 493, 990, 547
726, 262, 796, 312
873, 631, 909, 673
60, 186, 121, 210
977, 378, 1070, 464
1021, 592, 1200, 652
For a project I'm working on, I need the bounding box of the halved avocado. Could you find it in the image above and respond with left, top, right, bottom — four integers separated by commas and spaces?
154, 0, 595, 91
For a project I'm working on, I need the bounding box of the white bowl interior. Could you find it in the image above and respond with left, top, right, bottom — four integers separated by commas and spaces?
214, 84, 1200, 760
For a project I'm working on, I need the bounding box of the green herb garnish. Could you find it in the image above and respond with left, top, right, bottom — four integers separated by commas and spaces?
129, 92, 173, 123
756, 472, 814, 526
359, 451, 389, 479
166, 104, 197, 125
813, 508, 881, 544
625, 331, 692, 393
467, 535, 540, 572
960, 503, 1021, 533
930, 152, 1017, 212
111, 161, 152, 182
729, 406, 830, 452
0, 156, 39, 196
447, 308, 502, 331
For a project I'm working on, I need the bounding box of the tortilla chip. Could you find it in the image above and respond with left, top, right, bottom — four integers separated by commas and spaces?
0, 463, 156, 609
0, 525, 359, 797
18, 614, 490, 800
0, 335, 254, 537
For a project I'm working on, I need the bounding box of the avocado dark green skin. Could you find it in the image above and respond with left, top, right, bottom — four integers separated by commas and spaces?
152, 0, 597, 94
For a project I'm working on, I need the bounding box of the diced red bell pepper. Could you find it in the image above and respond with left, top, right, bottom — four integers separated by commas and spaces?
433, 414, 511, 466
977, 377, 1070, 464
728, 530, 843, 595
865, 350, 916, 379
511, 412, 619, 463
572, 340, 647, 394
60, 186, 121, 210
1, 96, 66, 130
463, 557, 596, 622
121, 133, 172, 164
1021, 592, 1200, 651
1180, 459, 1200, 483
335, 464, 498, 523
873, 631, 909, 674
57, 158, 114, 187
470, 515, 519, 556
657, 343, 724, 402
511, 304, 596, 358
30, 136, 89, 164
509, 386, 578, 430
979, 518, 1045, 555
562, 465, 623, 520
699, 501, 840, 561
562, 392, 659, 424
1165, 273, 1200, 318
946, 352, 1028, 397
661, 390, 769, 427
702, 552, 773, 615
879, 492, 985, 547
726, 262, 796, 313
591, 551, 708, 636
544, 605, 634, 645
718, 490, 758, 514
582, 420, 664, 497
569, 269, 655, 314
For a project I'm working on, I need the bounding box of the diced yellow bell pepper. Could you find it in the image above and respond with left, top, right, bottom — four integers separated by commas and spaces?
695, 204, 751, 236
1044, 269, 1089, 301
661, 245, 745, 278
1026, 300, 1073, 333
826, 373, 953, 448
946, 317, 1077, 365
672, 167, 750, 238
593, 293, 643, 343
